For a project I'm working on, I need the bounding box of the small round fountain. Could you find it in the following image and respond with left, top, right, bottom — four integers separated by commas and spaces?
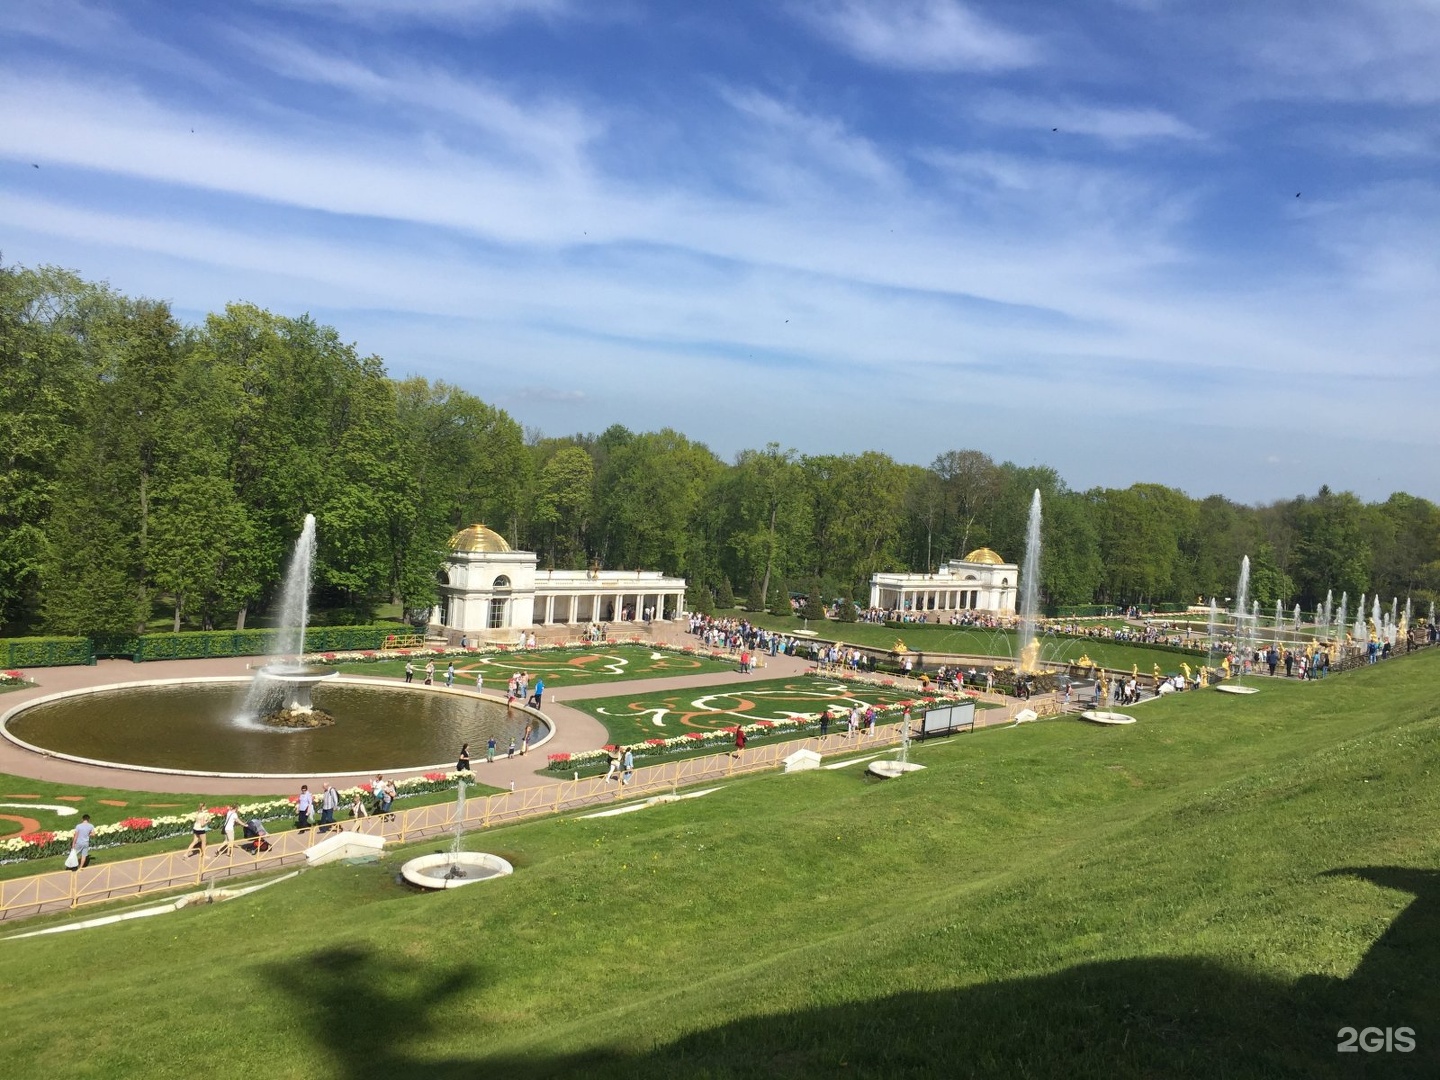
251, 664, 341, 728
400, 780, 514, 890
401, 851, 514, 889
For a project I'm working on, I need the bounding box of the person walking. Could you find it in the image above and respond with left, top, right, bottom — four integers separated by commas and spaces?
530, 677, 545, 708
296, 784, 314, 829
486, 735, 497, 763
185, 803, 210, 857
404, 660, 414, 684
424, 660, 435, 685
620, 747, 635, 785
819, 710, 830, 738
604, 747, 621, 783
349, 789, 368, 820
733, 724, 747, 758
71, 813, 95, 869
221, 804, 242, 853
475, 668, 484, 692
457, 743, 472, 772
445, 662, 455, 688
507, 737, 516, 759
319, 782, 339, 831
521, 723, 532, 756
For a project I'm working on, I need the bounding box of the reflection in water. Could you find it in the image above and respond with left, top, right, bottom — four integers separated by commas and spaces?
7, 681, 536, 774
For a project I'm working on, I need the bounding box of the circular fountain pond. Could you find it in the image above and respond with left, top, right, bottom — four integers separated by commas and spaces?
1, 678, 547, 778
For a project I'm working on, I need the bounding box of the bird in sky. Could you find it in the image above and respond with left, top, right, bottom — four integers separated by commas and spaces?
32, 163, 39, 168
1295, 192, 1301, 197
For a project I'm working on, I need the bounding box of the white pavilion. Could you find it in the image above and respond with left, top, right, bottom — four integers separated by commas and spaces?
430, 525, 688, 640
868, 547, 1018, 617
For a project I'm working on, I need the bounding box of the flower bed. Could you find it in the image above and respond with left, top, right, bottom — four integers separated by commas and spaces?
544, 683, 973, 773
1, 669, 29, 687
308, 638, 735, 667
0, 770, 479, 864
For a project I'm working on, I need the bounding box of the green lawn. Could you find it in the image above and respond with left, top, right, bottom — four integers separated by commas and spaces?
334, 644, 735, 687
734, 610, 1209, 671
1, 652, 1437, 1077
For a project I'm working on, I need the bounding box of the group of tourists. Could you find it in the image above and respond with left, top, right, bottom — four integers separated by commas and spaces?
178, 802, 272, 861
505, 671, 545, 713
688, 614, 806, 660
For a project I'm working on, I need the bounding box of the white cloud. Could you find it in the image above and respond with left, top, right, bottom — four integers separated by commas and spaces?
971, 93, 1203, 145
1204, 0, 1440, 105
271, 0, 573, 28
797, 0, 1040, 72
241, 37, 602, 170
718, 87, 898, 189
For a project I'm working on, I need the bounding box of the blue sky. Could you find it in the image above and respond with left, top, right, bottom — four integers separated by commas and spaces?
3, 0, 1437, 503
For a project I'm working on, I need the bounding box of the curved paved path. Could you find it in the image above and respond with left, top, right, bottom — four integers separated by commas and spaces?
0, 635, 816, 796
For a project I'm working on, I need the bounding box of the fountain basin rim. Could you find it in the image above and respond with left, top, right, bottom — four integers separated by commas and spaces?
0, 676, 554, 780
255, 665, 341, 683
401, 851, 513, 889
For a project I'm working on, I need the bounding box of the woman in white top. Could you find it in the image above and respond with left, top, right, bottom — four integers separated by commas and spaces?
186, 803, 210, 857
221, 805, 242, 853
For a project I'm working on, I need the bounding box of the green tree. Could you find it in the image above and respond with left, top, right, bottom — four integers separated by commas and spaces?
0, 265, 109, 629
1291, 487, 1372, 606
533, 446, 594, 568
714, 577, 735, 609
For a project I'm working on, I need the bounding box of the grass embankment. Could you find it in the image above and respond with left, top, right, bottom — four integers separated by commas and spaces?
334, 644, 734, 686
730, 610, 1208, 671
2, 653, 1438, 1077
0, 773, 503, 880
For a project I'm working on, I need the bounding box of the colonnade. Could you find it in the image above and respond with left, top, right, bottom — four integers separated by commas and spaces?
539, 590, 685, 625
879, 588, 984, 612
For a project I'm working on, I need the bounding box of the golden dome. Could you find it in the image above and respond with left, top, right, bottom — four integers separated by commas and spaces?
448, 524, 512, 553
962, 547, 1005, 565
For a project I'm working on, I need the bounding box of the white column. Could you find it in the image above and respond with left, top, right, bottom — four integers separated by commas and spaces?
545, 595, 555, 624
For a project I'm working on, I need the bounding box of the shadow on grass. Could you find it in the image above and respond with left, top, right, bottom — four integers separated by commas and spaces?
264, 866, 1438, 1078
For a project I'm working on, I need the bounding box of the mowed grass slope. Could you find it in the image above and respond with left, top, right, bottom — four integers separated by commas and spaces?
2, 654, 1438, 1078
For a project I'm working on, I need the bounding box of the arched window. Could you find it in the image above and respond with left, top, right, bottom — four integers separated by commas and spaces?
436, 569, 450, 586
1001, 577, 1009, 586
493, 575, 511, 589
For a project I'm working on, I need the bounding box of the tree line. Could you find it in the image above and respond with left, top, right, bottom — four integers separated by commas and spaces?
2, 263, 1437, 636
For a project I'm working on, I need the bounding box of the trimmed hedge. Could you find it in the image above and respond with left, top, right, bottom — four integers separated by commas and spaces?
0, 626, 410, 666
132, 625, 406, 662
1, 637, 94, 668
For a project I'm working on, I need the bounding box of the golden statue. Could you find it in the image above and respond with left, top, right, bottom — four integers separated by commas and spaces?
1131, 664, 1138, 679
1019, 640, 1041, 674
1152, 663, 1161, 685
1221, 655, 1231, 678
1181, 662, 1192, 681
893, 640, 909, 655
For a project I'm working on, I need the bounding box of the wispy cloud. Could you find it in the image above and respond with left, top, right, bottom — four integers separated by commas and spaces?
271, 0, 574, 28
241, 37, 602, 170
717, 87, 898, 191
796, 0, 1040, 72
970, 93, 1204, 145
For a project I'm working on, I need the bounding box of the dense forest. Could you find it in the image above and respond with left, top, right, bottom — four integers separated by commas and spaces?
2, 263, 1437, 636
